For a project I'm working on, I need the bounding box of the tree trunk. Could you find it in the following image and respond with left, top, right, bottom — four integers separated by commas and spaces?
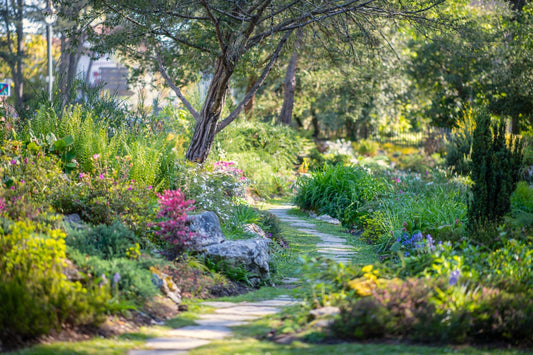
13, 0, 24, 113
186, 58, 234, 163
278, 29, 303, 125
244, 75, 257, 120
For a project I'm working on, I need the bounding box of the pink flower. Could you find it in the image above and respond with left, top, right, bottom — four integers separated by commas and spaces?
20, 179, 25, 184
79, 173, 84, 179
148, 186, 153, 190
93, 154, 100, 160
10, 186, 15, 190
23, 158, 28, 164
99, 174, 105, 179
10, 159, 16, 165
395, 177, 400, 183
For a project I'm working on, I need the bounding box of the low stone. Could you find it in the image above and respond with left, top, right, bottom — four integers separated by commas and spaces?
309, 306, 340, 319
204, 238, 271, 286
186, 211, 225, 251
316, 214, 341, 225
152, 272, 182, 305
243, 223, 268, 238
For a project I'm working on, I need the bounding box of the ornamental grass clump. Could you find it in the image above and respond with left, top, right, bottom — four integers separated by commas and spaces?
152, 189, 195, 257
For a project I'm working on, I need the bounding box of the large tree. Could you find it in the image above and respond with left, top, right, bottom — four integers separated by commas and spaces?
91, 0, 444, 163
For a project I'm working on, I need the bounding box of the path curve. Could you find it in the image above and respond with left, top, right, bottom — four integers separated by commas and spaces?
129, 205, 354, 354
268, 205, 357, 264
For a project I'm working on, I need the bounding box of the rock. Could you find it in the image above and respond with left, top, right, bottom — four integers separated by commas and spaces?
64, 213, 82, 224
317, 214, 341, 225
204, 238, 271, 286
243, 223, 268, 238
309, 212, 317, 218
152, 271, 182, 305
309, 306, 340, 319
186, 211, 225, 251
63, 258, 83, 281
144, 295, 179, 320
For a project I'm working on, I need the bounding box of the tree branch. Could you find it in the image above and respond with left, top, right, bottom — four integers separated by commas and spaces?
216, 29, 294, 133
156, 51, 200, 121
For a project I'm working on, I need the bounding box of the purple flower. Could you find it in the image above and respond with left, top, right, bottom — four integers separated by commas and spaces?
99, 273, 108, 287
449, 270, 461, 286
10, 186, 15, 190
10, 159, 16, 165
20, 179, 25, 184
404, 251, 410, 257
426, 234, 434, 249
23, 158, 28, 164
113, 272, 121, 284
128, 185, 132, 191
79, 173, 84, 179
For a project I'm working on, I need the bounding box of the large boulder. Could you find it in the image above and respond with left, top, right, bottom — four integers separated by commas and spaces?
186, 211, 225, 251
204, 238, 271, 286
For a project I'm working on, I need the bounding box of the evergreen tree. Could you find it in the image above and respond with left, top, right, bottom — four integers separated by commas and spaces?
468, 110, 523, 230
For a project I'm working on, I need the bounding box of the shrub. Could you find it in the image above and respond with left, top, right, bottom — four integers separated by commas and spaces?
468, 110, 523, 233
334, 276, 533, 345
445, 106, 475, 176
51, 155, 157, 236
65, 221, 141, 260
151, 189, 195, 257
353, 139, 379, 157
213, 121, 301, 196
510, 181, 533, 215
67, 249, 158, 302
0, 219, 109, 345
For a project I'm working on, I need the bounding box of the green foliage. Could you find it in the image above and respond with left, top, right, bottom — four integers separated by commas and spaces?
294, 164, 389, 226
468, 111, 523, 234
213, 121, 301, 196
51, 155, 157, 237
68, 249, 158, 302
65, 221, 141, 260
334, 277, 533, 345
511, 181, 533, 214
445, 106, 475, 175
26, 105, 184, 189
0, 219, 109, 344
353, 139, 379, 157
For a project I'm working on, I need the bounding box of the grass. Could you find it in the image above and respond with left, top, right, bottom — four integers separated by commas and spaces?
5, 338, 143, 355
188, 337, 527, 355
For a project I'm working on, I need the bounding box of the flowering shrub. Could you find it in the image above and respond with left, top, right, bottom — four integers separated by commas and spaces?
51, 154, 157, 237
151, 189, 195, 257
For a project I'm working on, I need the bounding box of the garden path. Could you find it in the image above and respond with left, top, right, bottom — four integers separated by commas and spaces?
128, 205, 353, 354
268, 205, 357, 264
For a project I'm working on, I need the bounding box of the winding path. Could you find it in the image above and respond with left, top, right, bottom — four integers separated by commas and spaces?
128, 205, 354, 354
268, 205, 358, 264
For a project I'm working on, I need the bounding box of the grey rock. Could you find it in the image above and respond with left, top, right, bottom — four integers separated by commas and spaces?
243, 223, 268, 238
317, 214, 341, 225
204, 238, 271, 285
186, 211, 225, 251
64, 213, 82, 224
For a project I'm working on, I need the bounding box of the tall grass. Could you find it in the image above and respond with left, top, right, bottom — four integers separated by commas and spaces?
294, 164, 389, 225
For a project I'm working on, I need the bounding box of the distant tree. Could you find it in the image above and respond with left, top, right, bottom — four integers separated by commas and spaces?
0, 0, 25, 112
90, 0, 445, 163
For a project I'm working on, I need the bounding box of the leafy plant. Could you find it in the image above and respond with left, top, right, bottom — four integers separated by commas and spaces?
65, 221, 141, 260
294, 164, 389, 226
